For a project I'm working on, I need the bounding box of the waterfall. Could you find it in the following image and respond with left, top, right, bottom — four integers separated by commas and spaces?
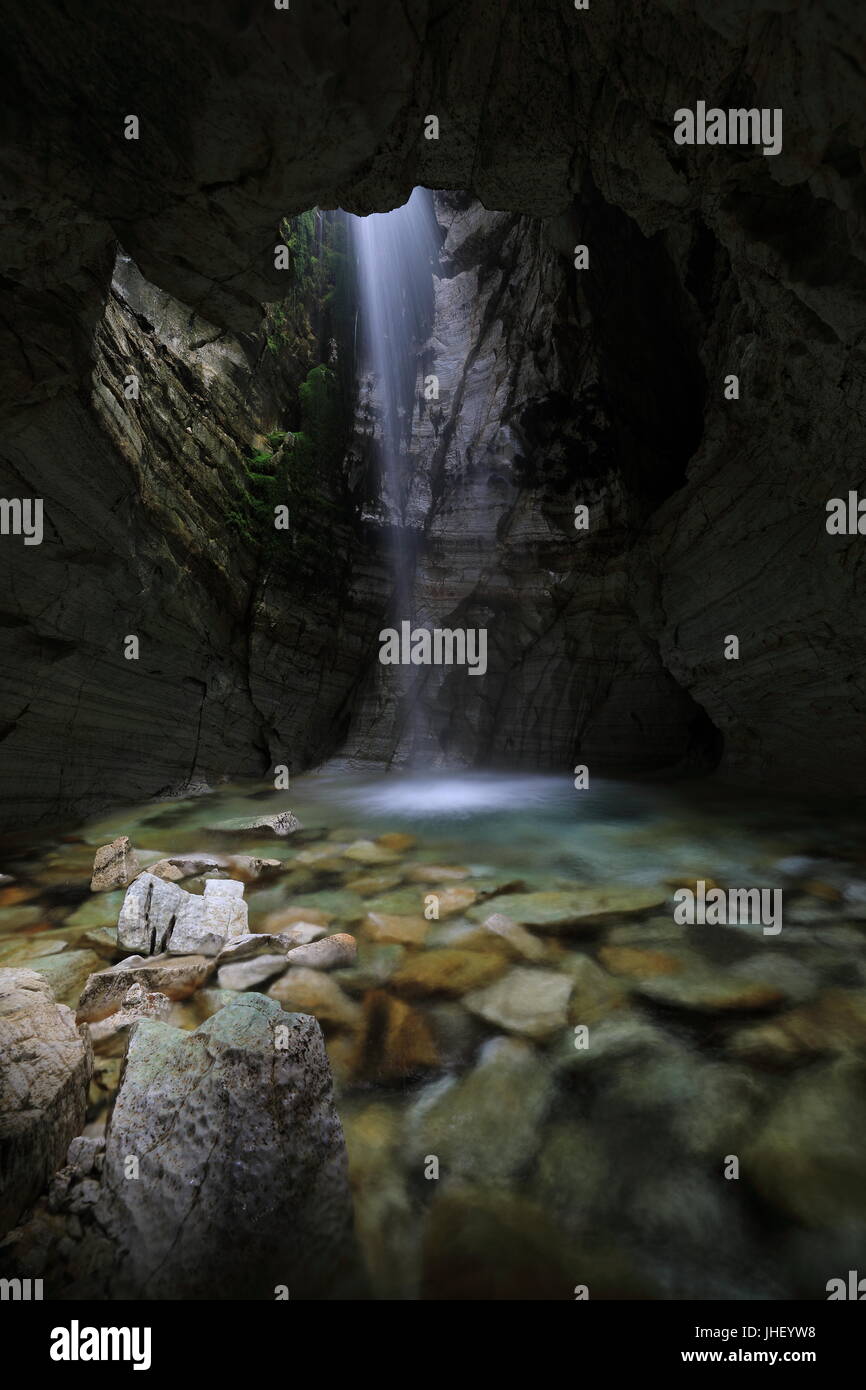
346, 188, 440, 613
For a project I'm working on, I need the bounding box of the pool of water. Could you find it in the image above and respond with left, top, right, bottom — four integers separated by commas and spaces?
2, 769, 865, 1299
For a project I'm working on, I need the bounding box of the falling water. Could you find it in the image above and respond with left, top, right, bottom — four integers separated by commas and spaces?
347, 188, 441, 612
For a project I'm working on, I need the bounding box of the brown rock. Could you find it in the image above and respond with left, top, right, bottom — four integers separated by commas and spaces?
598, 945, 686, 978
76, 954, 214, 1022
376, 833, 416, 852
351, 989, 438, 1082
90, 837, 140, 892
285, 933, 357, 971
406, 864, 470, 883
391, 948, 507, 998
267, 966, 361, 1030
263, 905, 332, 932
363, 912, 430, 947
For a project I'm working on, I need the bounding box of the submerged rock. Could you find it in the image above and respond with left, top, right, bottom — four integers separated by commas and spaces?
210, 811, 302, 837
463, 966, 573, 1040
363, 911, 430, 946
217, 955, 290, 991
391, 947, 507, 998
468, 886, 667, 931
90, 837, 141, 891
90, 994, 359, 1298
29, 950, 103, 1009
351, 989, 439, 1083
482, 912, 547, 962
0, 968, 92, 1235
743, 1058, 866, 1227
268, 967, 362, 1030
410, 1036, 552, 1184
635, 954, 816, 1015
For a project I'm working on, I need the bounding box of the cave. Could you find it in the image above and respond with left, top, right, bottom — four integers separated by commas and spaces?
1, 0, 865, 1324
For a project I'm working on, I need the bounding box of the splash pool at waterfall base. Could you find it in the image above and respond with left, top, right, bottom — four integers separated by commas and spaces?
2, 768, 866, 1300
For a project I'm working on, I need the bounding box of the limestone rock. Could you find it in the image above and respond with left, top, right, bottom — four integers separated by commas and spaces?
76, 955, 213, 1023
117, 873, 248, 957
268, 967, 362, 1031
87, 984, 170, 1045
285, 934, 357, 971
91, 994, 358, 1298
363, 911, 429, 947
0, 968, 92, 1235
217, 954, 290, 991
90, 837, 140, 891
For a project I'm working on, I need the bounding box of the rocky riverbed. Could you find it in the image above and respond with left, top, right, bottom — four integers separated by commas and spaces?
1, 770, 865, 1299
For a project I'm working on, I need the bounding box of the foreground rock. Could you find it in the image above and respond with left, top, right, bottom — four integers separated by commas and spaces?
90, 837, 141, 891
0, 969, 92, 1235
145, 853, 281, 883
87, 983, 170, 1044
88, 994, 360, 1298
117, 873, 248, 956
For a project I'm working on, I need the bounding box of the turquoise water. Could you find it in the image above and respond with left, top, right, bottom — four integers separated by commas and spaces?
2, 770, 865, 1299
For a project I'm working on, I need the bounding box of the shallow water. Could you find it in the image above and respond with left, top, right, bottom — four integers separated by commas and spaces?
2, 769, 866, 1299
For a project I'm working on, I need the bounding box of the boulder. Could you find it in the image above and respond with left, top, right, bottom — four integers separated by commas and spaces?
76, 954, 213, 1022
0, 968, 92, 1235
117, 873, 248, 956
91, 994, 359, 1298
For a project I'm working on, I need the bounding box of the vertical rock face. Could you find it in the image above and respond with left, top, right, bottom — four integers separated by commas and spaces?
0, 969, 92, 1236
92, 994, 359, 1299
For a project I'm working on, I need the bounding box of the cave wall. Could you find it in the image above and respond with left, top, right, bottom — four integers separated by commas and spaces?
1, 0, 865, 818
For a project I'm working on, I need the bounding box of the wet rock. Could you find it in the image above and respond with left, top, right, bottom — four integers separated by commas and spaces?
0, 905, 44, 932
407, 864, 470, 883
530, 1122, 610, 1240
64, 891, 125, 932
551, 1012, 673, 1077
391, 948, 507, 999
728, 990, 866, 1068
376, 832, 416, 853
216, 954, 290, 991
636, 954, 816, 1015
463, 966, 573, 1041
425, 1001, 489, 1070
560, 953, 629, 1025
598, 944, 687, 978
90, 994, 358, 1298
342, 1102, 419, 1297
272, 890, 365, 925
363, 911, 430, 946
146, 852, 279, 883
344, 872, 403, 896
332, 943, 407, 997
468, 886, 667, 932
263, 905, 332, 932
420, 1186, 579, 1300
216, 931, 290, 962
0, 968, 92, 1235
351, 989, 439, 1083
431, 884, 478, 918
30, 950, 103, 1009
76, 954, 213, 1022
90, 837, 141, 891
268, 967, 362, 1031
343, 840, 402, 866
209, 811, 302, 837
411, 1036, 552, 1184
743, 1058, 866, 1227
0, 936, 69, 966
285, 933, 357, 971
482, 912, 547, 962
